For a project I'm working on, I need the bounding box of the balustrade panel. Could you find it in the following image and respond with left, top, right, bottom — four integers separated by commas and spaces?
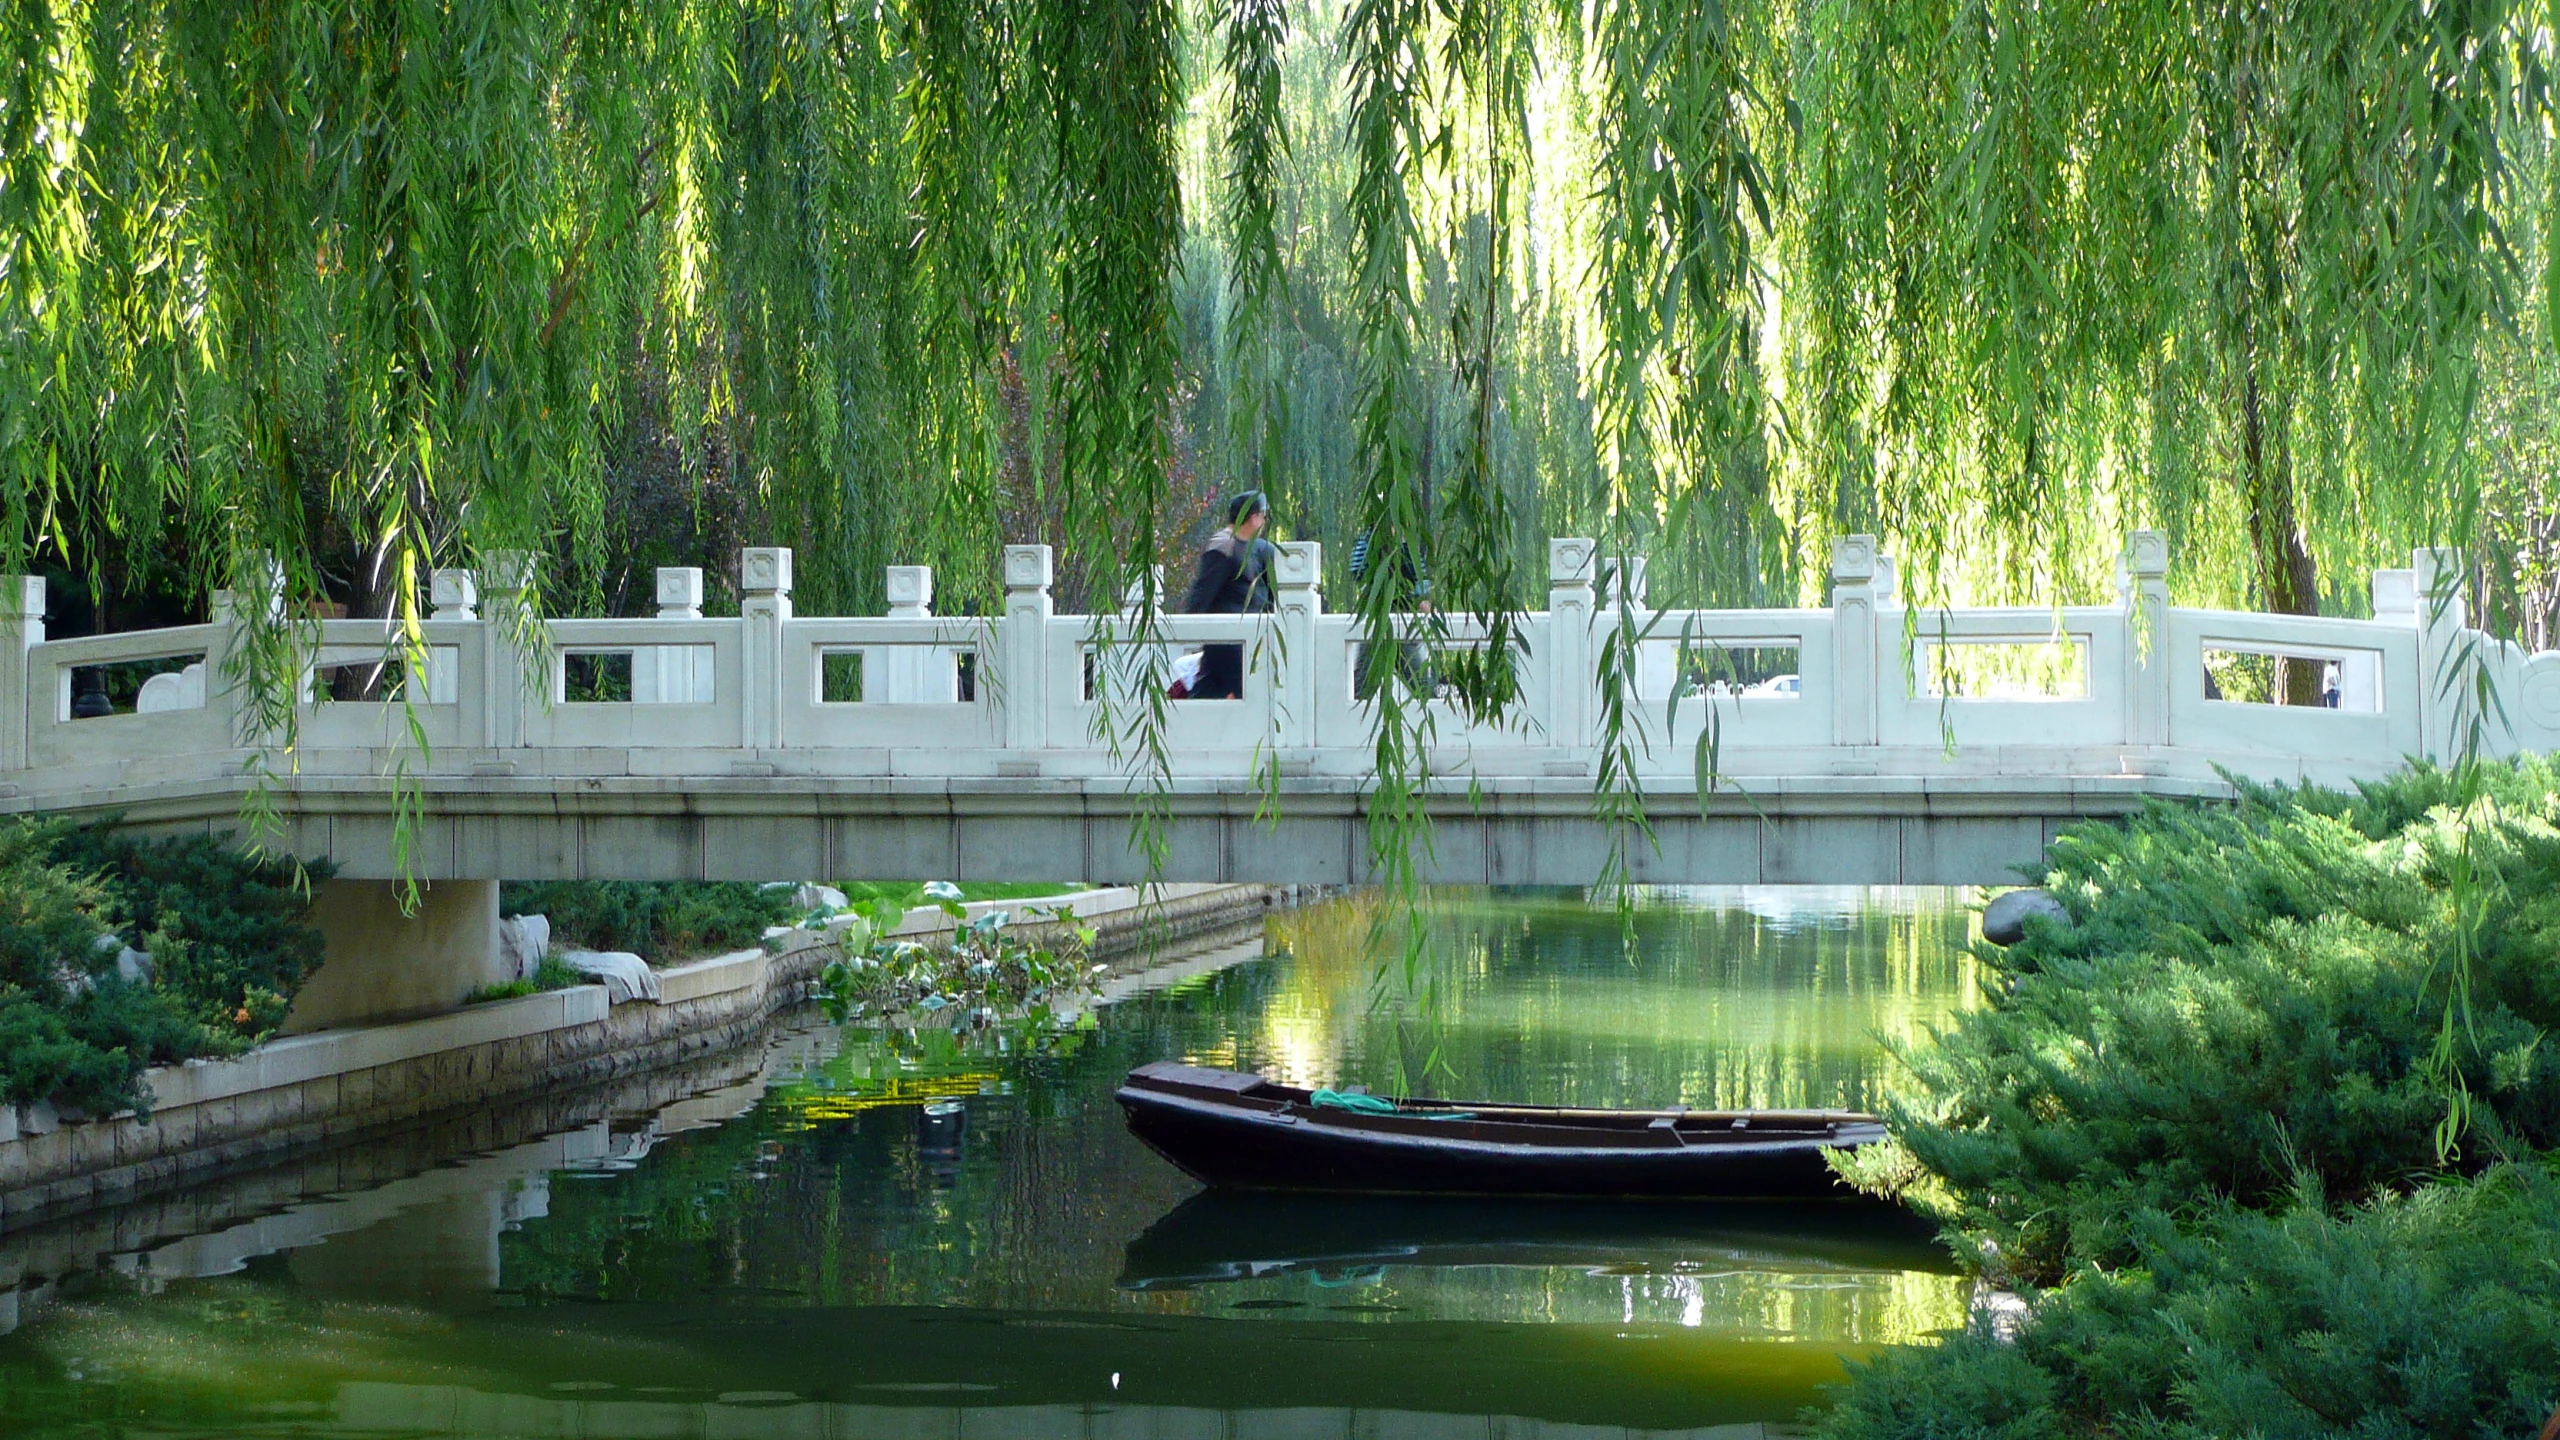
28, 625, 234, 770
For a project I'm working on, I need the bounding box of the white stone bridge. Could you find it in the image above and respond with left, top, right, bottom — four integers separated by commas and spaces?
0, 535, 2533, 889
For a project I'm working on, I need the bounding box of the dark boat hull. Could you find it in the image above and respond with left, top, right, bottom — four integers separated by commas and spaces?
1116, 1064, 1878, 1200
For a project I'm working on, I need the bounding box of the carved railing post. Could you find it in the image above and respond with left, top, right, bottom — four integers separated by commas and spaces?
740, 548, 792, 748
2121, 530, 2170, 746
478, 551, 537, 751
209, 554, 286, 748
877, 565, 948, 704
655, 567, 704, 620
629, 567, 707, 705
1003, 545, 1054, 751
1547, 539, 1596, 750
2413, 547, 2467, 762
0, 577, 41, 772
1275, 541, 1322, 748
429, 569, 479, 621
420, 569, 477, 710
2370, 565, 2417, 628
1831, 535, 1879, 746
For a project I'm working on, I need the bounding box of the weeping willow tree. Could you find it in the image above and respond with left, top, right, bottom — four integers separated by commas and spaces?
0, 0, 1194, 739
1789, 0, 2549, 641
5, 0, 2557, 838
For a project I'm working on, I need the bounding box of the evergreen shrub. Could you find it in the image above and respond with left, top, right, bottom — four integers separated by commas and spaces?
1819, 1162, 2560, 1440
0, 818, 330, 1117
501, 880, 795, 960
1839, 759, 2560, 1279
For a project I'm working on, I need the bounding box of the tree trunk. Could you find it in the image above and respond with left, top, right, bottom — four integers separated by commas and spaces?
2238, 362, 2325, 705
996, 344, 1039, 545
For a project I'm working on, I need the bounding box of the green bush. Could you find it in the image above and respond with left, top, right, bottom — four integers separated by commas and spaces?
500, 881, 795, 960
47, 823, 333, 1040
1818, 1162, 2560, 1440
0, 818, 330, 1117
1840, 759, 2560, 1279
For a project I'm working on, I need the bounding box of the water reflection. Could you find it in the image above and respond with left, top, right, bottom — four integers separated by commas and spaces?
1250, 886, 1980, 1110
0, 888, 1983, 1436
1120, 1192, 1961, 1340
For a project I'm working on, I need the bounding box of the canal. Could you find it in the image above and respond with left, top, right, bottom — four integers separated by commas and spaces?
0, 886, 1982, 1439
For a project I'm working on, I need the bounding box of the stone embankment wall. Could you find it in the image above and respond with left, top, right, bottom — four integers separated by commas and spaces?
0, 883, 1280, 1231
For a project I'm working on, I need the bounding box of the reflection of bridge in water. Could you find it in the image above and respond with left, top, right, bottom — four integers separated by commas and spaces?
3, 533, 2520, 887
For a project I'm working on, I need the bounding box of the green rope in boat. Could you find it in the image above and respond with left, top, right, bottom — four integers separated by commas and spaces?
1310, 1089, 1474, 1121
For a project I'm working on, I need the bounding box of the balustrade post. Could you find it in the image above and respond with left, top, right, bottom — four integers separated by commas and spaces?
1547, 539, 1596, 750
1002, 545, 1054, 751
422, 569, 477, 709
208, 555, 285, 747
628, 568, 708, 705
2413, 547, 2467, 761
2120, 530, 2170, 747
655, 567, 704, 620
2370, 566, 2418, 628
478, 551, 537, 751
1275, 542, 1322, 748
740, 548, 792, 748
1831, 535, 1879, 746
0, 577, 42, 772
879, 565, 948, 704
429, 569, 479, 621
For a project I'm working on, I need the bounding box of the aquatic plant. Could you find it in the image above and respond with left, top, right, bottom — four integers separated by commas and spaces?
817, 893, 1098, 1029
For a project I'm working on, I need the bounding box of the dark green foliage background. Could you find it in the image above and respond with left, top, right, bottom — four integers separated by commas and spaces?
501, 880, 796, 961
0, 819, 331, 1117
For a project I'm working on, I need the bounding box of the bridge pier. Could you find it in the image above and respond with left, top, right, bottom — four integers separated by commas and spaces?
283, 880, 506, 1033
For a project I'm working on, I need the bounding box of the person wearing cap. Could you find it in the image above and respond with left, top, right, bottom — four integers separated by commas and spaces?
1178, 490, 1276, 700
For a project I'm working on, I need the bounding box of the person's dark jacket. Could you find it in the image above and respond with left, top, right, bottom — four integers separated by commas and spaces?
1182, 530, 1276, 614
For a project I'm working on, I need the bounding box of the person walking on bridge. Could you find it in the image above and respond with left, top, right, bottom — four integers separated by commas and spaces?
1179, 490, 1276, 700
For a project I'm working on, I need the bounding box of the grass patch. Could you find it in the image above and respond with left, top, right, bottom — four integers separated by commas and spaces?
463, 956, 587, 1005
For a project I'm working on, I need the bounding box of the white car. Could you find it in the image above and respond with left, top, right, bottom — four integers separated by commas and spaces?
1742, 674, 1801, 697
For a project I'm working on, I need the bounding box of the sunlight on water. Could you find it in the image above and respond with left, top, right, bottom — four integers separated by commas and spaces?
0, 886, 1986, 1436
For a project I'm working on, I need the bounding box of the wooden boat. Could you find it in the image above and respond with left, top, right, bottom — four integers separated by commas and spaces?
1115, 1062, 1885, 1200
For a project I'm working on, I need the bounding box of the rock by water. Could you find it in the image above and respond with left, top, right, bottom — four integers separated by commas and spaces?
1981, 888, 2070, 945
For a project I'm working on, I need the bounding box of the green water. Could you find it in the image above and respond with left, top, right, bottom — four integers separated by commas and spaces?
0, 886, 1983, 1438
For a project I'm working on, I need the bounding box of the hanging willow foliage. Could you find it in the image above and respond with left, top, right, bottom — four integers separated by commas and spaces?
1790, 0, 2546, 625
5, 0, 2555, 929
